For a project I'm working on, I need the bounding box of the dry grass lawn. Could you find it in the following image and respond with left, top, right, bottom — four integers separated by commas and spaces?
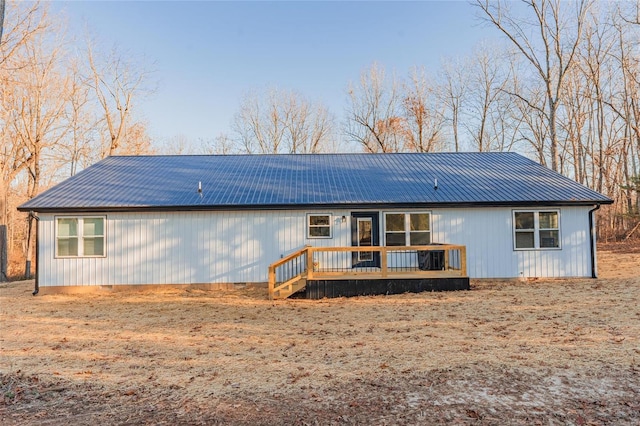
1, 246, 639, 425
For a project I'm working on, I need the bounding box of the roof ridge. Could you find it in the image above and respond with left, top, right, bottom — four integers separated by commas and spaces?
107, 151, 520, 159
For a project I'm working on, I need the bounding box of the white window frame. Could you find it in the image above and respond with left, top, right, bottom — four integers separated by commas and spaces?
55, 216, 106, 258
383, 212, 431, 246
307, 213, 332, 239
512, 210, 561, 251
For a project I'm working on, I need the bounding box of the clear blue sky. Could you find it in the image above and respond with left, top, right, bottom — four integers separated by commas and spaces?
52, 1, 498, 147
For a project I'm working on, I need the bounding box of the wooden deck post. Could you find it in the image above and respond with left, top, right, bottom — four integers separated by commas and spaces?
306, 246, 313, 280
444, 248, 450, 271
381, 246, 388, 278
460, 246, 467, 277
268, 266, 276, 300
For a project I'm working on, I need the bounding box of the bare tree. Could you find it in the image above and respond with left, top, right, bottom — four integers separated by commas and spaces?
4, 7, 69, 276
86, 42, 150, 157
0, 1, 49, 225
0, 99, 28, 227
284, 92, 334, 153
157, 134, 192, 155
0, 1, 55, 278
576, 12, 616, 192
512, 80, 550, 165
594, 8, 640, 235
118, 121, 154, 155
233, 88, 335, 154
345, 63, 406, 153
486, 56, 527, 152
476, 0, 591, 171
401, 67, 446, 152
201, 134, 237, 155
559, 64, 589, 184
57, 58, 96, 176
463, 45, 514, 152
440, 58, 467, 152
10, 35, 68, 201
0, 1, 45, 67
234, 89, 285, 154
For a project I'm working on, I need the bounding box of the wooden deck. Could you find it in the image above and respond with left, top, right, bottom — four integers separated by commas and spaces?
269, 244, 467, 299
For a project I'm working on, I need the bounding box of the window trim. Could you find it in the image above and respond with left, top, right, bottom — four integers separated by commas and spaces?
512, 210, 561, 251
55, 216, 107, 258
307, 213, 332, 239
383, 211, 431, 246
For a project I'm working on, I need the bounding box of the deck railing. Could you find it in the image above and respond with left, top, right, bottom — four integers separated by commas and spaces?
268, 244, 467, 299
307, 244, 467, 280
268, 247, 309, 300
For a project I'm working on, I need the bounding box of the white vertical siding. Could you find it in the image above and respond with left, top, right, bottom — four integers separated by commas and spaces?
431, 206, 591, 278
37, 206, 594, 287
38, 210, 352, 287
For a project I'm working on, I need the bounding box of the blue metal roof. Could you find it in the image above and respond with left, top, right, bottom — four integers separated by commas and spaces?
18, 153, 612, 212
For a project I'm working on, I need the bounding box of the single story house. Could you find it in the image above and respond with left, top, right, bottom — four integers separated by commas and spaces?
19, 152, 612, 297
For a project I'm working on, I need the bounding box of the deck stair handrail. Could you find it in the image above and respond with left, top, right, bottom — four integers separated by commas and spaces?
268, 244, 467, 300
268, 246, 310, 300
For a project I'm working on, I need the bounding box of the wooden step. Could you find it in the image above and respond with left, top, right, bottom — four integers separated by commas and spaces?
272, 277, 307, 299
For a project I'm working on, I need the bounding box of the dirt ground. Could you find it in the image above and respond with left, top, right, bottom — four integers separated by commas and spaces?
1, 246, 639, 425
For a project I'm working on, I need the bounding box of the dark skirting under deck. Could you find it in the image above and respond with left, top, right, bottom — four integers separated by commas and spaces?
303, 278, 470, 299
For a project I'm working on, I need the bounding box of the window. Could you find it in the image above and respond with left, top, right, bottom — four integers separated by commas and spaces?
57, 218, 78, 257
385, 213, 405, 245
83, 218, 105, 256
513, 210, 560, 250
384, 212, 431, 246
56, 217, 105, 257
307, 214, 331, 238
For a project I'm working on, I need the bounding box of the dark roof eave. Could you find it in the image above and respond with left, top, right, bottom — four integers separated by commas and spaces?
18, 199, 614, 214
